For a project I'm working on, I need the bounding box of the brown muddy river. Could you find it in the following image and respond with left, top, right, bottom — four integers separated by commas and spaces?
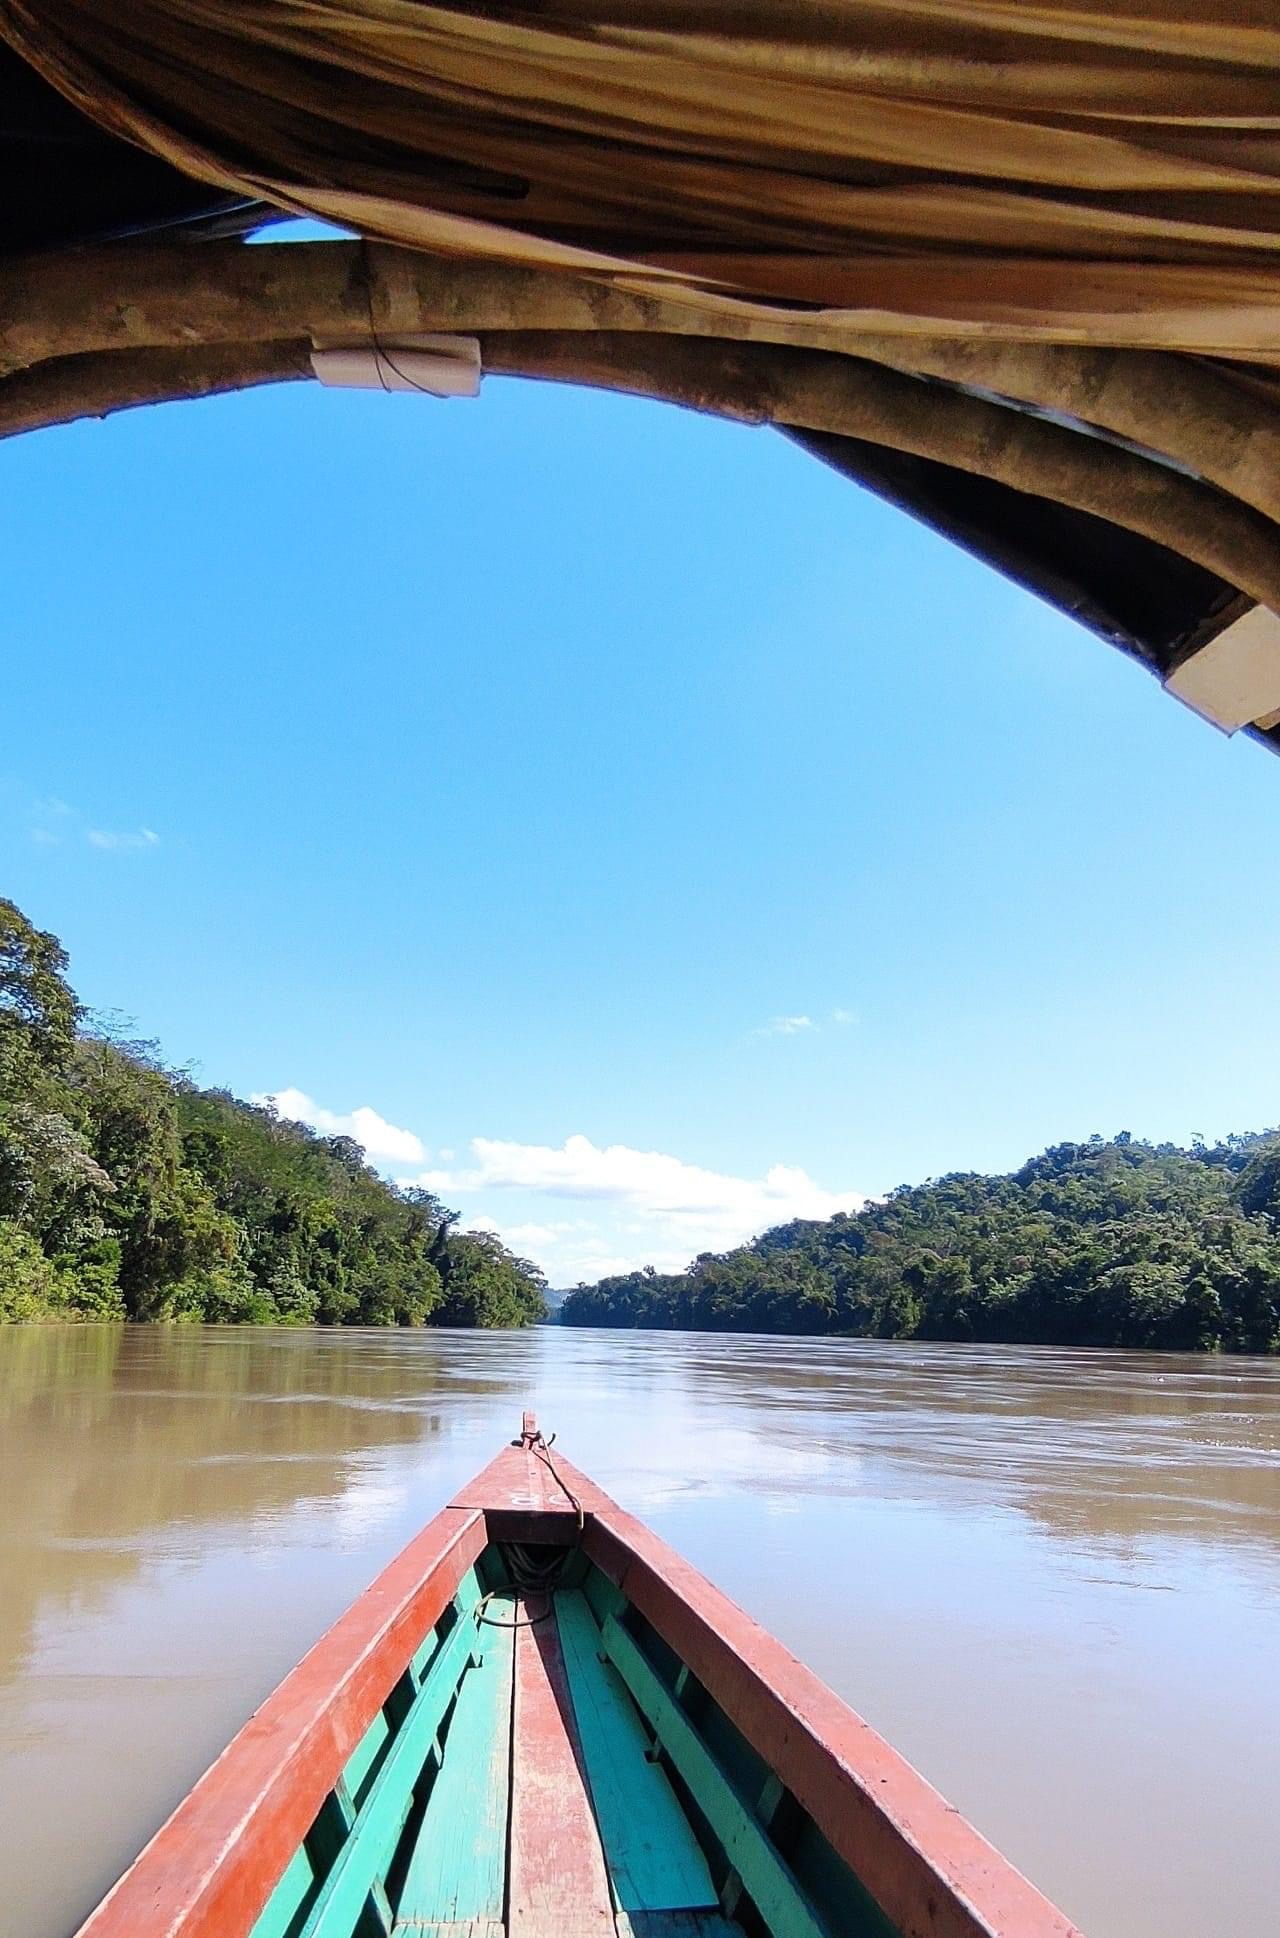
1, 1324, 1277, 1938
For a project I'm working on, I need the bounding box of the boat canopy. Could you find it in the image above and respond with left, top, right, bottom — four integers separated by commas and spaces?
4, 3, 1280, 747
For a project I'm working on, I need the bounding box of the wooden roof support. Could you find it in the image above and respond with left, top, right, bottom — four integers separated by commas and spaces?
478, 332, 1280, 624
842, 337, 1280, 528
8, 321, 1280, 635
6, 240, 1280, 536
8, 241, 1280, 637
0, 238, 897, 374
0, 339, 310, 439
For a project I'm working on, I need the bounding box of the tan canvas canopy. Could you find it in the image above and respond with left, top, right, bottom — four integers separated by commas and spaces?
5, 2, 1280, 744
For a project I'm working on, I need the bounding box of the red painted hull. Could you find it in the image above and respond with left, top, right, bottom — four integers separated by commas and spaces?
73, 1417, 1084, 1938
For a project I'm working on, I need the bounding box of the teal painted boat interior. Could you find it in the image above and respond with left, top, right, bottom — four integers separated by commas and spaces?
249, 1542, 901, 1938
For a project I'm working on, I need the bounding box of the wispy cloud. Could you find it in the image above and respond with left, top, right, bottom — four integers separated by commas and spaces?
751, 1007, 856, 1039
86, 827, 161, 852
252, 1086, 426, 1166
11, 787, 161, 853
20, 793, 74, 847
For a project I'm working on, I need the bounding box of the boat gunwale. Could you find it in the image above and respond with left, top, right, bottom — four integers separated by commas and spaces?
71, 1500, 486, 1938
69, 1427, 1086, 1938
576, 1476, 1085, 1938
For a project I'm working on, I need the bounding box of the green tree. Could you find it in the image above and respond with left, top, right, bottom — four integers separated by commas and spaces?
437, 1231, 548, 1327
0, 899, 547, 1331
563, 1130, 1280, 1352
0, 898, 78, 1089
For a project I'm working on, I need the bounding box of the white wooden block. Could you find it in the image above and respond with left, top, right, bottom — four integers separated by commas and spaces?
311, 333, 481, 397
1165, 604, 1280, 733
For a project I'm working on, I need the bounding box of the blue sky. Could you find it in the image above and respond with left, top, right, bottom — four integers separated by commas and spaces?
4, 315, 1280, 1283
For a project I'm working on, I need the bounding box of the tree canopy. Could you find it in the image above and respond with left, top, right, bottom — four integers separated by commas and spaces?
561, 1132, 1280, 1352
0, 899, 545, 1328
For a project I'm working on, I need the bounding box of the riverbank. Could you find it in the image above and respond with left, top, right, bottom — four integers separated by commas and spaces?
561, 1131, 1280, 1351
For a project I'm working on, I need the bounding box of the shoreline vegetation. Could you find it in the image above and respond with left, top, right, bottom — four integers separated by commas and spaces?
9, 889, 1278, 1353
0, 900, 545, 1328
561, 1134, 1280, 1352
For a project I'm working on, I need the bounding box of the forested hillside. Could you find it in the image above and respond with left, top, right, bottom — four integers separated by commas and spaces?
0, 900, 545, 1326
562, 1134, 1280, 1351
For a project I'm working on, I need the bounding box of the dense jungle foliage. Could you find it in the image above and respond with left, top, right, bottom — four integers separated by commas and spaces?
0, 900, 545, 1327
562, 1134, 1280, 1351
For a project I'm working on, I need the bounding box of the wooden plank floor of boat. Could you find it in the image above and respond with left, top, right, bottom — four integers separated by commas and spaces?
395, 1591, 738, 1938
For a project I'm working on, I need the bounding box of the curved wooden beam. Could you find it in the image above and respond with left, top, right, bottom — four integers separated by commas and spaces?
6, 239, 1280, 533
477, 332, 1280, 618
0, 339, 309, 439
0, 238, 866, 374
844, 336, 1280, 528
6, 319, 1280, 624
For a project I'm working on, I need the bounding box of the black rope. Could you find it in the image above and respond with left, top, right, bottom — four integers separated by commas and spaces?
474, 1531, 573, 1628
358, 237, 451, 397
475, 1587, 554, 1630
529, 1428, 586, 1533
470, 1423, 584, 1629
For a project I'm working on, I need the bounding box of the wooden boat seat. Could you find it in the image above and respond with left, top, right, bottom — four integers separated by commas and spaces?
393, 1590, 740, 1938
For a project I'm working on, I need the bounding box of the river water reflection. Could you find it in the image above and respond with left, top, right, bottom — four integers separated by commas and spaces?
2, 1324, 1277, 1938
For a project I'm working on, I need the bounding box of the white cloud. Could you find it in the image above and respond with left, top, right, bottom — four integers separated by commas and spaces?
87, 827, 160, 852
495, 1221, 570, 1253
831, 1007, 856, 1026
752, 1014, 814, 1038
405, 1132, 862, 1269
559, 1250, 642, 1281
245, 1087, 863, 1285
456, 1213, 632, 1281
253, 1087, 426, 1166
27, 795, 72, 846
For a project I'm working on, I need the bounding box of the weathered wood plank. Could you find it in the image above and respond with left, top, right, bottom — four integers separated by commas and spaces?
601, 1618, 829, 1938
395, 1595, 516, 1931
509, 1605, 615, 1938
344, 1710, 392, 1810
402, 1924, 504, 1938
249, 1844, 316, 1938
555, 1593, 717, 1915
615, 1915, 741, 1938
297, 1575, 483, 1938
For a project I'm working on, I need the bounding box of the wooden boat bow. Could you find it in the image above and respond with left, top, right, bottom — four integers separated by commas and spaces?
72, 1417, 1084, 1938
